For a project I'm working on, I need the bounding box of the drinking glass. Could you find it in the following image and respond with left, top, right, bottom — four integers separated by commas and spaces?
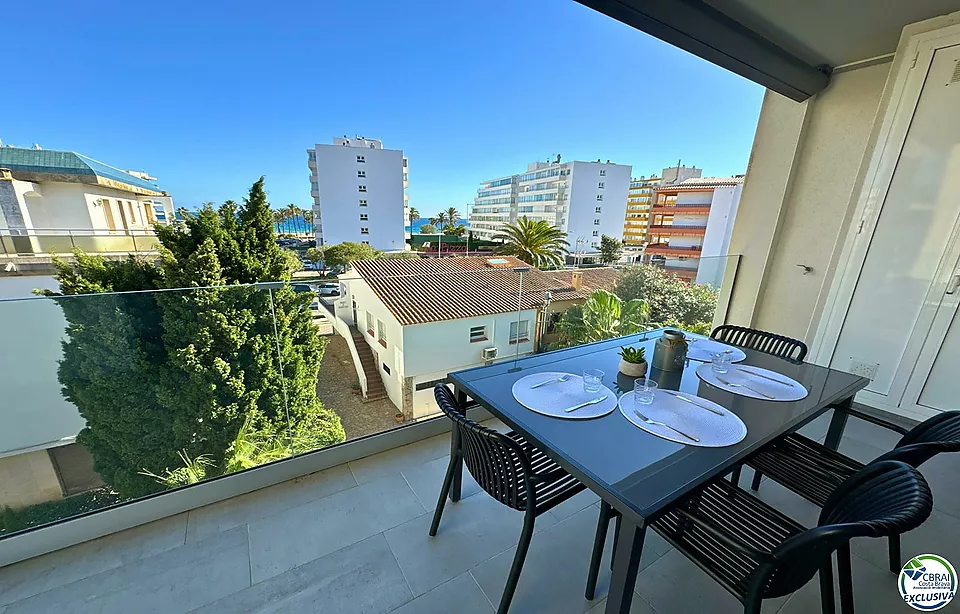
582, 369, 604, 393
711, 351, 732, 374
634, 377, 658, 405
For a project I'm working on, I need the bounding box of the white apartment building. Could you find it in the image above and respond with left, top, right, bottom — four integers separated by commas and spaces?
307, 136, 408, 251
646, 176, 744, 285
0, 146, 175, 238
469, 158, 631, 257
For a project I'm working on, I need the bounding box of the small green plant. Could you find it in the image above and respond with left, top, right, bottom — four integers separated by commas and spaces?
619, 345, 646, 364
139, 451, 216, 488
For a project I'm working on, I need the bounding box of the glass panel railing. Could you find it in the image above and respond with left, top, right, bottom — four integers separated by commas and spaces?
0, 281, 364, 537
0, 249, 741, 539
0, 229, 159, 256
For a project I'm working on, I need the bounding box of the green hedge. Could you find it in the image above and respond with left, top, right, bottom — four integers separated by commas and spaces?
0, 488, 124, 535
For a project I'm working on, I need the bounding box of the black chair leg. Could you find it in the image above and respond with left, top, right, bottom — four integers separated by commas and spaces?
585, 502, 613, 600
820, 556, 836, 614
888, 534, 902, 573
750, 469, 763, 491
610, 513, 622, 570
428, 452, 458, 537
838, 543, 855, 614
498, 509, 535, 614
730, 465, 742, 486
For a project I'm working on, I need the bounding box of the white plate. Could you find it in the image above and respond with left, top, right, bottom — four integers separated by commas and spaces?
696, 364, 808, 401
511, 372, 618, 419
618, 390, 747, 447
686, 338, 747, 363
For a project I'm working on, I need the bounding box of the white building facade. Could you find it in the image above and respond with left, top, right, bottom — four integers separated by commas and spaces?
331, 257, 585, 419
0, 147, 174, 235
308, 137, 408, 251
469, 159, 631, 256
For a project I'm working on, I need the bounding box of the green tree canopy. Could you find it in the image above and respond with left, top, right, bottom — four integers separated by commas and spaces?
495, 216, 569, 268
614, 264, 718, 331
321, 242, 382, 268
599, 234, 623, 264
418, 223, 437, 235
409, 208, 420, 224
43, 177, 344, 497
305, 246, 325, 264
554, 289, 649, 348
441, 224, 466, 237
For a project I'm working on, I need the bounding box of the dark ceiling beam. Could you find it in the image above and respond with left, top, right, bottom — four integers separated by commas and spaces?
576, 0, 830, 101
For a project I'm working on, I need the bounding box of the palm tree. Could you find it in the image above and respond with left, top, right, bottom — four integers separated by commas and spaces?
434, 211, 449, 228
495, 216, 570, 268
303, 209, 314, 233
409, 208, 420, 226
285, 204, 300, 235
445, 207, 461, 225
273, 210, 286, 235
555, 290, 650, 348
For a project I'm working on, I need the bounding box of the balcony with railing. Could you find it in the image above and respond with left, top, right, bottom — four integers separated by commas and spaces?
650, 202, 712, 215
0, 250, 941, 614
646, 224, 707, 236
644, 243, 703, 257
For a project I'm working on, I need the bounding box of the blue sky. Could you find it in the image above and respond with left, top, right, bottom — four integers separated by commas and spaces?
2, 0, 763, 215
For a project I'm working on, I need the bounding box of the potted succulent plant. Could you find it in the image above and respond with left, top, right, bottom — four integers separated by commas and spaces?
618, 345, 648, 377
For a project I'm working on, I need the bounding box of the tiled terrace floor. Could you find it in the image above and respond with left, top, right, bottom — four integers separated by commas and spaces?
1, 411, 959, 613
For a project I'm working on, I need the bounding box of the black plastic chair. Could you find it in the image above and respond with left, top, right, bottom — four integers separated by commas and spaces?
650, 460, 931, 614
430, 384, 598, 614
742, 408, 960, 572
711, 324, 808, 362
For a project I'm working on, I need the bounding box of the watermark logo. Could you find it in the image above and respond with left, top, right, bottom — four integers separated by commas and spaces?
900, 554, 957, 611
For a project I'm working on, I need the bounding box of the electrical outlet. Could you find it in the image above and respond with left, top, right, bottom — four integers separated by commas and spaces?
849, 358, 879, 380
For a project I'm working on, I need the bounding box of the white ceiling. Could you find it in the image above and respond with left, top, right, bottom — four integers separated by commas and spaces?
703, 0, 960, 66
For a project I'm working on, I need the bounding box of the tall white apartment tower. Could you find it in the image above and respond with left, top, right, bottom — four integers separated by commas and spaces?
469, 158, 631, 257
307, 136, 408, 251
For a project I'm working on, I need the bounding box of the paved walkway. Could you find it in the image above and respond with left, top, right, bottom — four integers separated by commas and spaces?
317, 334, 401, 441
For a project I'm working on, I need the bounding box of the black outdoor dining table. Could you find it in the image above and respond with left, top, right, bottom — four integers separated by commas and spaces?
445, 327, 869, 614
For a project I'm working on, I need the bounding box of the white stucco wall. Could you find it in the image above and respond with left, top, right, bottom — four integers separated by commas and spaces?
724, 63, 892, 342
0, 295, 86, 456
312, 143, 406, 251
403, 311, 537, 417
566, 162, 631, 250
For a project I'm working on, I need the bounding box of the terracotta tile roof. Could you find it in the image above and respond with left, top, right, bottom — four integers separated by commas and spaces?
656, 176, 745, 192
547, 268, 621, 294
352, 256, 592, 325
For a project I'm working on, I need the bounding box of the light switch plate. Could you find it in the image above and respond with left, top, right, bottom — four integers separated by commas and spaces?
849, 358, 879, 380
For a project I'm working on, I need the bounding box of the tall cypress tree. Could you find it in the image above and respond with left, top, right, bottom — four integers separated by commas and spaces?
45, 178, 344, 497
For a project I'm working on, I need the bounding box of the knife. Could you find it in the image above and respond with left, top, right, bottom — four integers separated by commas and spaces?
672, 393, 724, 416
736, 366, 795, 387
563, 395, 608, 413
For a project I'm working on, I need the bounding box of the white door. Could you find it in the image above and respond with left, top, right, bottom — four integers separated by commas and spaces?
829, 43, 960, 417
901, 252, 960, 413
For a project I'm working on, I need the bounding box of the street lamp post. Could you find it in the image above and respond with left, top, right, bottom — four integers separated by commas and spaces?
508, 266, 530, 372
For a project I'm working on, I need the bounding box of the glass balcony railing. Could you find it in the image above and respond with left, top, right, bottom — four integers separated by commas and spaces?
0, 228, 160, 256
0, 252, 739, 551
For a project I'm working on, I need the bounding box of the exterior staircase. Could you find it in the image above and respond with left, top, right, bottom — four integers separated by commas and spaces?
349, 327, 389, 403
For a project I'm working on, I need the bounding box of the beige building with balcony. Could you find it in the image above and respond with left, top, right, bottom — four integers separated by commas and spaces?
0, 147, 174, 257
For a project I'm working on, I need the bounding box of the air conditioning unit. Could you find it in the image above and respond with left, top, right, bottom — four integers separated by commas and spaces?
482, 347, 498, 361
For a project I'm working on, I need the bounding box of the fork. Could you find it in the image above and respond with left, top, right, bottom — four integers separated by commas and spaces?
716, 375, 776, 399
531, 374, 571, 389
633, 410, 699, 442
